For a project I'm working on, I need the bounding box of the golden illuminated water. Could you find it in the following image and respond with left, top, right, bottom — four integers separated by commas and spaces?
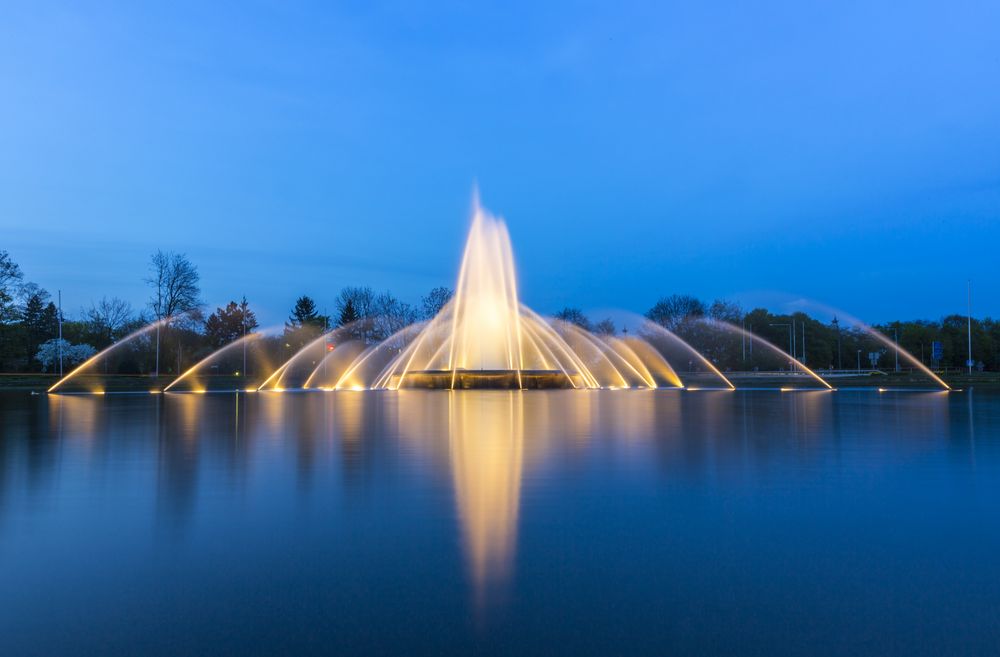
48, 193, 952, 394
447, 393, 524, 598
310, 197, 682, 390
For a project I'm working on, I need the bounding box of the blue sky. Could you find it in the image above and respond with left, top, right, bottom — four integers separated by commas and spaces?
2, 0, 998, 325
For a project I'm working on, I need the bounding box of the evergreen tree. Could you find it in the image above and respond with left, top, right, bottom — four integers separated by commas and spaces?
205, 297, 259, 348
287, 295, 325, 330
338, 298, 359, 327
284, 295, 328, 352
21, 290, 58, 370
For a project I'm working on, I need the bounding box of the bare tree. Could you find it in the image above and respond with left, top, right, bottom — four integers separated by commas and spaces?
421, 286, 453, 319
145, 250, 201, 375
554, 307, 592, 331
708, 299, 742, 324
371, 292, 418, 343
0, 250, 24, 323
593, 318, 617, 336
645, 294, 706, 332
335, 286, 375, 320
146, 250, 201, 320
86, 296, 134, 344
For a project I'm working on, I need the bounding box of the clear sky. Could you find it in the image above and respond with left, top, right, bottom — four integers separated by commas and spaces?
2, 1, 998, 325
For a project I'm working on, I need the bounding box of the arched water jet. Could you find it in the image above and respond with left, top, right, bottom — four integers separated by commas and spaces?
258, 324, 359, 391
335, 199, 680, 390
694, 318, 834, 390
617, 336, 685, 388
551, 320, 663, 389
48, 316, 176, 393
164, 329, 278, 392
634, 320, 736, 390
336, 323, 427, 390
789, 300, 951, 391
303, 339, 368, 389
252, 194, 720, 391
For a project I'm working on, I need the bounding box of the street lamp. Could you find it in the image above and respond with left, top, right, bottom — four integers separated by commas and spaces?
832, 316, 842, 370
857, 349, 862, 373
967, 280, 974, 375
242, 301, 247, 381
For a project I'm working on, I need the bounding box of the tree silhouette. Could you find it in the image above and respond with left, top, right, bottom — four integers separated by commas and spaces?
206, 297, 259, 348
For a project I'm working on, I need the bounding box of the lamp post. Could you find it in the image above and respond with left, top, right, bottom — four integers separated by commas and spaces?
57, 290, 63, 377
967, 280, 973, 375
857, 349, 862, 373
155, 322, 160, 378
801, 321, 806, 365
242, 301, 247, 382
832, 316, 842, 370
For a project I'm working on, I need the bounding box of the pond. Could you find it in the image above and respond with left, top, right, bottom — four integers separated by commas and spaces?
1, 389, 998, 656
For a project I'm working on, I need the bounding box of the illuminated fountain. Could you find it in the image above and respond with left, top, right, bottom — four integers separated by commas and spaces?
692, 318, 834, 390
790, 301, 952, 391
290, 198, 683, 391
48, 316, 174, 394
45, 194, 952, 394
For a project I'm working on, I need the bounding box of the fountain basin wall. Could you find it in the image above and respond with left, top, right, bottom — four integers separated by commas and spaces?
392, 370, 578, 389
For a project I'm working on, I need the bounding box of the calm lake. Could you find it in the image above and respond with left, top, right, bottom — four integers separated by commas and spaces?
1, 389, 998, 656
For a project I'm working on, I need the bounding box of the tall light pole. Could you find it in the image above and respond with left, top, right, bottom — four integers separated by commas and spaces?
792, 318, 796, 362
833, 316, 842, 370
155, 322, 160, 378
57, 290, 63, 377
857, 349, 862, 373
967, 280, 973, 374
242, 301, 247, 381
801, 321, 806, 364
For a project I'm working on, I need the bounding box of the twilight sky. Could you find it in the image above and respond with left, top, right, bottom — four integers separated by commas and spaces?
2, 0, 998, 325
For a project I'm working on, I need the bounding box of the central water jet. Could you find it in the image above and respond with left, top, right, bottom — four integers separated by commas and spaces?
307, 196, 681, 390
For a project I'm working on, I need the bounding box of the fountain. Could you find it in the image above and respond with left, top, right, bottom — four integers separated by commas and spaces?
47, 316, 174, 393
44, 194, 953, 394
788, 300, 952, 391
290, 197, 682, 391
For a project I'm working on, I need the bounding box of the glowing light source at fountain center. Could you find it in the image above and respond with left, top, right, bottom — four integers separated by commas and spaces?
448, 202, 524, 374
352, 199, 680, 390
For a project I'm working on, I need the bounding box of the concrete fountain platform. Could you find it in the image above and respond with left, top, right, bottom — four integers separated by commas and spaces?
392, 370, 578, 389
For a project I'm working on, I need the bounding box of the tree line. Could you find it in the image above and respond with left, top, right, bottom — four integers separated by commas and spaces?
1, 249, 996, 375
557, 292, 999, 372
0, 249, 453, 375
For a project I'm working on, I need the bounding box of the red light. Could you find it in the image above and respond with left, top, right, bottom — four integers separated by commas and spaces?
326, 343, 335, 352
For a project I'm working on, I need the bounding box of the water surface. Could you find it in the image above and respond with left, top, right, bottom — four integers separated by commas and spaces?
1, 390, 998, 656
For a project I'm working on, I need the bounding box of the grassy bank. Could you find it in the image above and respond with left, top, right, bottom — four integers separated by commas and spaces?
0, 374, 180, 393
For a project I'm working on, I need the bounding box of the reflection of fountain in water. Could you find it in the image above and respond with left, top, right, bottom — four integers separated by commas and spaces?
394, 391, 527, 604
448, 392, 524, 601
